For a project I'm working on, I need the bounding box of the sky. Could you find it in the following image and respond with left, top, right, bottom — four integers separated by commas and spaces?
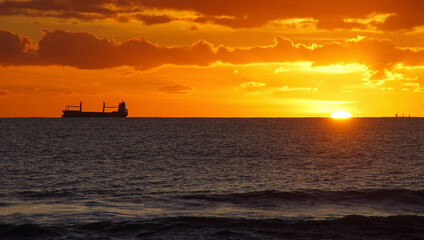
1, 0, 424, 117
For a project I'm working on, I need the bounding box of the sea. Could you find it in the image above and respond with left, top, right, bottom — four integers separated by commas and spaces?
0, 118, 423, 239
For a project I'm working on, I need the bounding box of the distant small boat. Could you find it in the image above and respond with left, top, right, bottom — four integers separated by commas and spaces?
62, 101, 128, 118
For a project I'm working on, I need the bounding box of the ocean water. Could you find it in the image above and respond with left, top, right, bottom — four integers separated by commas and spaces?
0, 118, 423, 239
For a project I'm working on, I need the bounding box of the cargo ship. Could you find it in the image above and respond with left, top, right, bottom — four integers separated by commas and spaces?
62, 101, 128, 118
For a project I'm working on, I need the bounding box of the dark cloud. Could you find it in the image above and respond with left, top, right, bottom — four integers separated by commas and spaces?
0, 0, 157, 23
36, 29, 216, 69
0, 30, 34, 65
134, 14, 174, 25
0, 0, 126, 14
1, 29, 424, 79
138, 0, 424, 30
0, 0, 423, 30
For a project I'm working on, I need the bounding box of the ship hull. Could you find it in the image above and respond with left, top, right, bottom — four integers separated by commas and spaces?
62, 110, 127, 118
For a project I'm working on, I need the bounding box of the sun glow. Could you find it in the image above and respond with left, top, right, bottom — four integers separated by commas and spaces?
331, 111, 352, 119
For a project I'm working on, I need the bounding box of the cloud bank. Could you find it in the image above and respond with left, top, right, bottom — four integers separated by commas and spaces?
1, 29, 424, 79
0, 0, 424, 31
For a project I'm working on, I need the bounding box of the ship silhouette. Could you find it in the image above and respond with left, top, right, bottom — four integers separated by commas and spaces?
62, 101, 128, 118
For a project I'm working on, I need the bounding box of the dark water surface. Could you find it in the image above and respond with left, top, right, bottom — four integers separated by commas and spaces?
1, 118, 423, 239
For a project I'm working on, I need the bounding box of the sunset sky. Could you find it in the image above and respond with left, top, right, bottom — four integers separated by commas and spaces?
1, 0, 424, 117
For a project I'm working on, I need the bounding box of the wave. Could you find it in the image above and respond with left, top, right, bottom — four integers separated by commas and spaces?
8, 188, 424, 212
11, 189, 136, 201
1, 215, 424, 239
181, 189, 424, 207
15, 190, 76, 200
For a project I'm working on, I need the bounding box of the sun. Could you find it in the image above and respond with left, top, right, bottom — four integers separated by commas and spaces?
330, 111, 352, 119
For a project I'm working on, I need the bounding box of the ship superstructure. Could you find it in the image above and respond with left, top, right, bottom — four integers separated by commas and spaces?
62, 101, 128, 118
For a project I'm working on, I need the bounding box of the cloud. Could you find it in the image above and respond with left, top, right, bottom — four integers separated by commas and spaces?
274, 67, 291, 74
0, 0, 115, 20
1, 29, 424, 79
36, 29, 216, 69
158, 84, 196, 94
0, 30, 34, 65
274, 62, 366, 74
138, 0, 424, 31
221, 36, 424, 79
279, 86, 317, 92
0, 0, 176, 24
0, 0, 423, 31
134, 14, 174, 25
240, 82, 266, 88
0, 29, 216, 69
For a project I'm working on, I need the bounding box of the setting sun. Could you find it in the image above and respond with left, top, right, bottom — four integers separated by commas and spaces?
331, 111, 352, 119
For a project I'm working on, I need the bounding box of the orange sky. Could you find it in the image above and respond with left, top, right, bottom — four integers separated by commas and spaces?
1, 0, 424, 117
